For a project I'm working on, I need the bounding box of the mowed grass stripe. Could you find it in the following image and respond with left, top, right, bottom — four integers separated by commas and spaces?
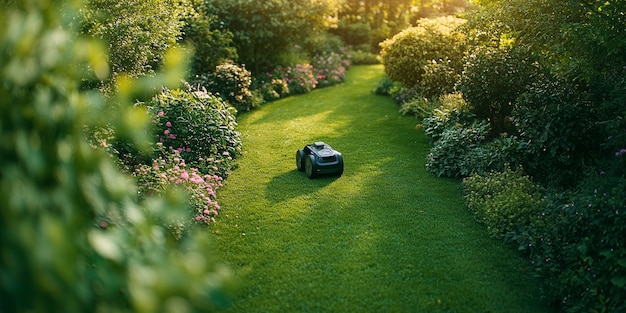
209, 65, 552, 313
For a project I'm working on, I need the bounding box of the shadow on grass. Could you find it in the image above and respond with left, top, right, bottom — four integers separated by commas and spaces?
264, 169, 340, 204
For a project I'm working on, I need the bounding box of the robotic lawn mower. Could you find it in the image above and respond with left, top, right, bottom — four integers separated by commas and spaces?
296, 142, 344, 178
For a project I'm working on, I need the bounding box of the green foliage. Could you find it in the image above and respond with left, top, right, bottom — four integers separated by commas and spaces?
181, 1, 237, 76
422, 93, 472, 143
81, 0, 185, 79
512, 75, 599, 187
200, 62, 256, 112
147, 88, 241, 178
380, 16, 466, 89
425, 119, 490, 178
424, 96, 529, 176
513, 172, 626, 312
418, 58, 460, 99
463, 166, 544, 239
0, 1, 230, 312
348, 49, 381, 65
457, 46, 538, 135
302, 31, 346, 57
372, 75, 402, 96
399, 96, 437, 120
330, 20, 372, 47
203, 0, 334, 71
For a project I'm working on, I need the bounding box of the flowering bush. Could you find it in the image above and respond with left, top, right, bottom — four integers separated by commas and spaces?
311, 52, 350, 88
193, 62, 259, 112
148, 88, 241, 178
255, 71, 290, 101
133, 149, 223, 235
280, 63, 318, 94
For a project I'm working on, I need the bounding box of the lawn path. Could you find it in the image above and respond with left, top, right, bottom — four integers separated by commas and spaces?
210, 65, 552, 313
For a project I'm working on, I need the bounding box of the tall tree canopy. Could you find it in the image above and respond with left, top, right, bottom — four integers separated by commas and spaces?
202, 0, 336, 72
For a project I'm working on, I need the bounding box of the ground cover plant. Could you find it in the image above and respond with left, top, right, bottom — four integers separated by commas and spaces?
208, 65, 552, 312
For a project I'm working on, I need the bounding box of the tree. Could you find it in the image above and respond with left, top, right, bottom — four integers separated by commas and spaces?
201, 0, 335, 72
81, 0, 186, 79
181, 0, 238, 76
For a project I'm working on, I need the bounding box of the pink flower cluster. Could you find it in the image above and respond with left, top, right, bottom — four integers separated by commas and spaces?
154, 111, 192, 155
135, 150, 224, 225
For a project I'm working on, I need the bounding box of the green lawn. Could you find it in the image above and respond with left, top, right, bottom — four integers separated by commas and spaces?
209, 65, 552, 313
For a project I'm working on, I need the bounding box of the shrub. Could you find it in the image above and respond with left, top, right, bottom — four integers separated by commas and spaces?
372, 75, 402, 96
512, 75, 598, 187
349, 49, 380, 65
147, 88, 241, 178
280, 63, 318, 94
514, 170, 626, 312
255, 72, 290, 101
477, 135, 529, 173
133, 149, 224, 236
418, 58, 460, 99
330, 20, 372, 47
457, 46, 538, 135
425, 119, 490, 178
81, 0, 185, 79
463, 166, 544, 239
311, 52, 350, 88
380, 16, 466, 88
422, 93, 472, 143
197, 61, 257, 112
399, 96, 437, 120
181, 4, 237, 76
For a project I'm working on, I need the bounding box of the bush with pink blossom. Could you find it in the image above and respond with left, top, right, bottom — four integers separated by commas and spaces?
133, 149, 223, 236
279, 63, 318, 94
148, 87, 241, 178
311, 52, 350, 88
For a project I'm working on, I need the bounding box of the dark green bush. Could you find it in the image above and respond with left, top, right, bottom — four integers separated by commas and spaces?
181, 4, 237, 76
514, 171, 626, 312
457, 46, 538, 135
147, 88, 241, 178
372, 75, 400, 96
425, 120, 490, 178
463, 166, 544, 239
330, 20, 372, 47
512, 75, 599, 187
